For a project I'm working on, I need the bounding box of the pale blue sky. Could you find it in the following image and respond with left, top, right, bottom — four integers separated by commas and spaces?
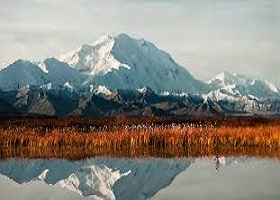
0, 0, 279, 85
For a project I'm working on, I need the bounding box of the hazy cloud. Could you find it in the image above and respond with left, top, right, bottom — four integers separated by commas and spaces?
0, 0, 279, 86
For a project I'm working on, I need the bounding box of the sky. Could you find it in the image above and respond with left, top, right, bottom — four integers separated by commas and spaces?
0, 0, 279, 86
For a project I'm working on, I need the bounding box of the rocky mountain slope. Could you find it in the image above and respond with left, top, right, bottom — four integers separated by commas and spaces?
0, 86, 222, 117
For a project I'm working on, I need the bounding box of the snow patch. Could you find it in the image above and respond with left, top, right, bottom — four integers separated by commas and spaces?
38, 62, 49, 73
38, 169, 49, 181
214, 72, 225, 83
63, 82, 74, 90
161, 91, 171, 96
59, 50, 80, 67
249, 80, 255, 86
40, 83, 52, 90
95, 85, 113, 96
264, 80, 279, 93
137, 87, 148, 94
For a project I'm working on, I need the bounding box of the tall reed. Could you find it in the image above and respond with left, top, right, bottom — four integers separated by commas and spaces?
0, 117, 279, 159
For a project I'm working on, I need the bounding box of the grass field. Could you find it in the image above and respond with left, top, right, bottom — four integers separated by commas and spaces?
0, 116, 279, 159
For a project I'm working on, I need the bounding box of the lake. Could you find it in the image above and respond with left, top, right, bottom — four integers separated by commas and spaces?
0, 157, 279, 200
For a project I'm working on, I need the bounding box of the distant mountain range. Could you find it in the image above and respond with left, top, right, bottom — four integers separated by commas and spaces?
0, 33, 279, 117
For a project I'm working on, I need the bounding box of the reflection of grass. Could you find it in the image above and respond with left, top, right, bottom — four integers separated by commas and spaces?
0, 117, 280, 159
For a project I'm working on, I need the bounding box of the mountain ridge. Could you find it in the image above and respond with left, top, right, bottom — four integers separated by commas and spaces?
0, 33, 279, 116
59, 33, 208, 94
208, 71, 280, 101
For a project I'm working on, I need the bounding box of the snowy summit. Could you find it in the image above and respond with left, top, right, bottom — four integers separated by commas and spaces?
208, 71, 280, 100
60, 33, 207, 94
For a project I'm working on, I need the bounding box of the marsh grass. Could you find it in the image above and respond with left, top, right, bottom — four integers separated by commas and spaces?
0, 117, 279, 159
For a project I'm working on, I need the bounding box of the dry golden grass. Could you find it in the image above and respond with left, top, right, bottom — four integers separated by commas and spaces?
0, 116, 279, 159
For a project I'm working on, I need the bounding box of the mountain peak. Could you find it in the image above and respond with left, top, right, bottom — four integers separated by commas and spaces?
59, 33, 206, 94
59, 33, 130, 75
12, 59, 33, 66
0, 59, 48, 91
93, 34, 114, 45
209, 71, 247, 86
115, 33, 132, 39
215, 71, 232, 81
114, 33, 147, 46
208, 71, 280, 100
92, 33, 135, 47
59, 33, 166, 76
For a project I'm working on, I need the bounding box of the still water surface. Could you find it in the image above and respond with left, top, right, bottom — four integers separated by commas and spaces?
0, 157, 279, 200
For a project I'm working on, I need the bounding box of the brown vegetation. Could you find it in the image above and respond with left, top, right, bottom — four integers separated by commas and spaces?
0, 116, 279, 159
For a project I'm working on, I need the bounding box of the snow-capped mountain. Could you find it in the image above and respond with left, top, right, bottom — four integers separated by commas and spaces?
60, 33, 208, 94
0, 59, 48, 91
0, 33, 279, 116
0, 158, 192, 200
39, 58, 87, 88
0, 58, 87, 92
208, 72, 280, 101
205, 72, 280, 114
1, 34, 279, 101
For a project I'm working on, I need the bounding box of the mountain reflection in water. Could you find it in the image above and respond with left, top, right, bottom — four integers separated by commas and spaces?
0, 158, 192, 200
0, 157, 279, 200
